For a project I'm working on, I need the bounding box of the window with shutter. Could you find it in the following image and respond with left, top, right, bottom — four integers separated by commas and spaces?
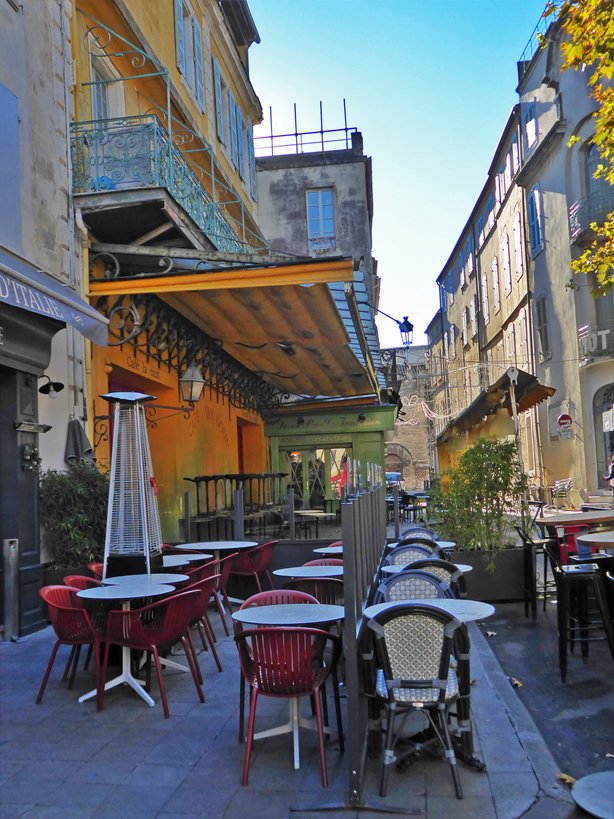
461, 309, 468, 346
174, 0, 185, 74
213, 58, 224, 143
306, 189, 335, 250
535, 295, 551, 360
459, 249, 465, 288
502, 233, 512, 293
492, 257, 501, 312
248, 125, 257, 199
528, 186, 543, 256
482, 274, 490, 324
236, 106, 245, 179
229, 89, 239, 167
513, 211, 524, 278
193, 17, 205, 111
449, 326, 456, 359
524, 103, 537, 151
471, 295, 478, 338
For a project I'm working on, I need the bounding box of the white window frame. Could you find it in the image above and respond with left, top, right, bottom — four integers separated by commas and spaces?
90, 51, 125, 121
459, 248, 466, 288
449, 326, 456, 359
306, 188, 336, 250
471, 294, 478, 338
524, 102, 537, 152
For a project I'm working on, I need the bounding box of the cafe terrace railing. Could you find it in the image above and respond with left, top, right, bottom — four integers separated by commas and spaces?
341, 464, 388, 808
182, 472, 287, 540
70, 115, 267, 254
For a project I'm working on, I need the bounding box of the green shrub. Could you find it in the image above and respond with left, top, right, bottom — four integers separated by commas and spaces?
430, 438, 527, 566
39, 463, 109, 567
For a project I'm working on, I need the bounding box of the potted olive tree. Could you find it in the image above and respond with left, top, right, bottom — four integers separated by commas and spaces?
430, 438, 528, 601
40, 462, 109, 583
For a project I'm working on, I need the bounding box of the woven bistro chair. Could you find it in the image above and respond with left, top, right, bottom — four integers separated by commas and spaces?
385, 544, 435, 567
366, 603, 463, 798
375, 569, 454, 604
404, 558, 467, 599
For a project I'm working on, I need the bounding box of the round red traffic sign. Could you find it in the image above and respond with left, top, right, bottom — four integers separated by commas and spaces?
557, 413, 573, 430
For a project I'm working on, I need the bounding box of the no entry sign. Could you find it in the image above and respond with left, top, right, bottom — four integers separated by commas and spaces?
557, 413, 573, 430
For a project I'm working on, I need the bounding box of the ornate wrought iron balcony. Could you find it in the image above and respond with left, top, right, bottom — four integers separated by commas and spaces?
569, 188, 614, 243
70, 115, 262, 254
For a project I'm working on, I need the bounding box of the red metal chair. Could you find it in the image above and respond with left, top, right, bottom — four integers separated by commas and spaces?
302, 558, 344, 567
555, 525, 591, 565
235, 626, 342, 786
101, 589, 205, 718
177, 574, 223, 675
212, 552, 238, 635
229, 540, 278, 594
63, 575, 103, 590
36, 585, 103, 709
283, 577, 344, 606
328, 540, 343, 548
87, 562, 104, 580
235, 589, 318, 742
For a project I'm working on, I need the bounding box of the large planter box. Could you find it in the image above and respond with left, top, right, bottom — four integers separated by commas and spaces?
450, 547, 525, 602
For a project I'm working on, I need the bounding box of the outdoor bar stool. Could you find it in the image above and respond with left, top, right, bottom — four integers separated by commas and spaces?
553, 563, 614, 683
514, 526, 556, 619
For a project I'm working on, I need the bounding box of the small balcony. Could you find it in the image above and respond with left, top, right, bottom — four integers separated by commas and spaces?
578, 320, 614, 361
569, 188, 614, 243
70, 115, 264, 254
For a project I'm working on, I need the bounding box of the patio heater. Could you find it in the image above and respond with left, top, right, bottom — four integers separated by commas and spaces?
102, 392, 163, 578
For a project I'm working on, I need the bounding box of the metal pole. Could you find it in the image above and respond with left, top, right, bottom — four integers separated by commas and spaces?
3, 539, 19, 641
234, 488, 245, 539
183, 490, 192, 541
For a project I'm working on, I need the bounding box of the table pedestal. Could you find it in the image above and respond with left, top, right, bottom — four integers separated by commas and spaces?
253, 698, 331, 770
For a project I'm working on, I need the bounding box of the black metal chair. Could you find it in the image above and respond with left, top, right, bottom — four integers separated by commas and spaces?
366, 603, 463, 798
385, 544, 436, 567
514, 525, 556, 620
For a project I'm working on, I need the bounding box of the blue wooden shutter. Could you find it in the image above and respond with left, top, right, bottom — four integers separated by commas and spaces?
174, 0, 185, 74
229, 89, 239, 167
193, 17, 205, 111
248, 125, 257, 198
213, 58, 224, 142
236, 107, 245, 178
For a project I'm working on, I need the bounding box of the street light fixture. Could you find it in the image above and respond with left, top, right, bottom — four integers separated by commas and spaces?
372, 306, 414, 346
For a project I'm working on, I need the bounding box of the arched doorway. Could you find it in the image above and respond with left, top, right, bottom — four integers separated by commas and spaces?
593, 382, 614, 489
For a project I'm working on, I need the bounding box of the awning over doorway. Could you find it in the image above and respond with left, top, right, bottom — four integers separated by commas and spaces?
438, 368, 555, 440
90, 256, 378, 397
0, 248, 108, 346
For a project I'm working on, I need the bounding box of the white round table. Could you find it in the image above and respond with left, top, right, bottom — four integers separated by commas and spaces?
313, 545, 343, 555
76, 583, 175, 708
102, 572, 189, 586
273, 565, 344, 579
380, 562, 473, 576
232, 603, 344, 627
175, 541, 257, 552
576, 530, 614, 553
572, 771, 614, 819
163, 553, 212, 567
364, 598, 495, 623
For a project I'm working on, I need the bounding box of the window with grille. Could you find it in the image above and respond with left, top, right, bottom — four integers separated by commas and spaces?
535, 294, 551, 361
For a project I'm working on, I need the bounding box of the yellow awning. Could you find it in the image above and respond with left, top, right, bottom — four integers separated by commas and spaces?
91, 258, 376, 397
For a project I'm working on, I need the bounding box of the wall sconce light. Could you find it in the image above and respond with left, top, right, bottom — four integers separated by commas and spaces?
357, 413, 366, 423
179, 363, 205, 404
38, 375, 65, 399
296, 416, 305, 426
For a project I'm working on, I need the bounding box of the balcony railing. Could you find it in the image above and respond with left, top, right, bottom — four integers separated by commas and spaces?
578, 320, 614, 360
70, 115, 265, 254
569, 188, 614, 242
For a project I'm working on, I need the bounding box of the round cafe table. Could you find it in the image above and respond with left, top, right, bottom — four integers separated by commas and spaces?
313, 545, 343, 555
536, 509, 614, 530
380, 562, 473, 576
364, 598, 494, 623
76, 583, 175, 707
102, 572, 189, 586
163, 553, 212, 568
576, 530, 614, 553
273, 565, 344, 579
571, 771, 614, 819
175, 541, 257, 559
232, 602, 344, 627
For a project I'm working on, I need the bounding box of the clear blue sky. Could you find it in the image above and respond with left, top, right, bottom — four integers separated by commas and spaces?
248, 0, 547, 346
